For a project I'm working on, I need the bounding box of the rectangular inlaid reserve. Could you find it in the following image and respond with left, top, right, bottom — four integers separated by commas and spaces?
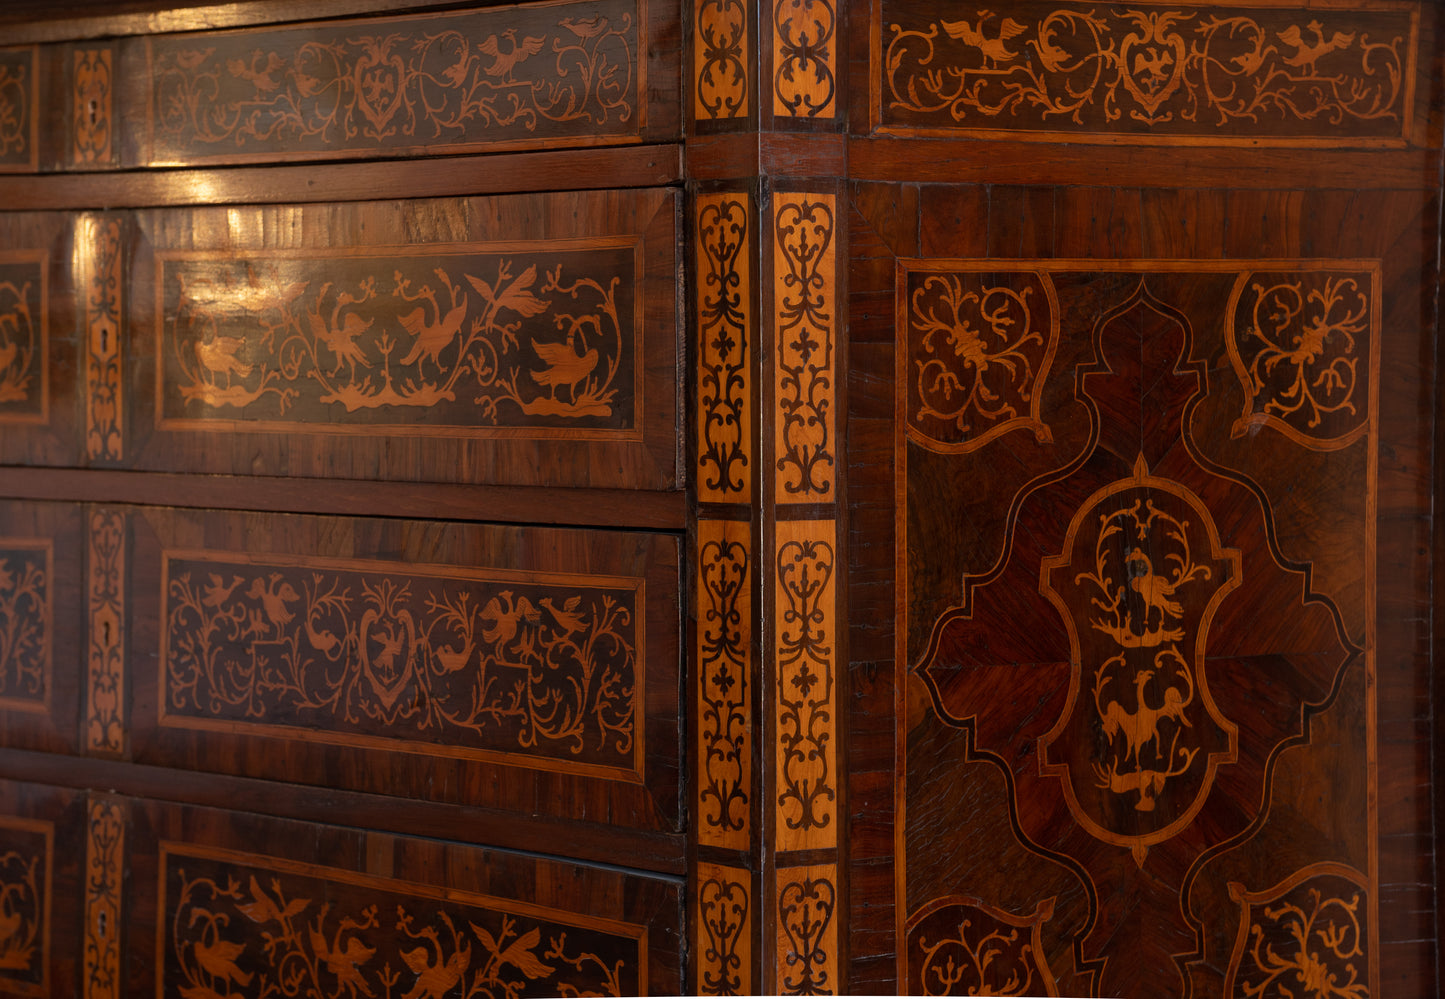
874, 0, 1420, 144
128, 506, 681, 832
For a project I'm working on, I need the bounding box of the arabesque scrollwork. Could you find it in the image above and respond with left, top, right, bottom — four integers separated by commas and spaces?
151, 3, 637, 158
774, 0, 836, 117
774, 196, 835, 500
163, 248, 633, 433
164, 556, 638, 773
1226, 864, 1369, 999
697, 195, 752, 499
0, 269, 39, 419
0, 849, 41, 982
906, 896, 1058, 997
0, 53, 30, 164
83, 801, 124, 999
775, 528, 835, 846
0, 544, 47, 704
73, 50, 113, 165
699, 868, 749, 996
777, 871, 835, 996
87, 509, 126, 753
1229, 270, 1371, 448
881, 3, 1411, 140
85, 219, 123, 460
698, 525, 750, 844
906, 271, 1055, 452
169, 858, 633, 999
697, 0, 748, 119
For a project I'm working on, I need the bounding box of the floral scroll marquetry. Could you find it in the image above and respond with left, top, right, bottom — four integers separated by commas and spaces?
696, 0, 748, 120
1224, 863, 1370, 999
0, 256, 44, 425
697, 193, 752, 501
773, 0, 836, 118
904, 268, 1057, 453
774, 194, 836, 502
698, 520, 751, 849
0, 540, 50, 712
161, 551, 642, 779
905, 896, 1058, 997
878, 1, 1418, 143
774, 520, 836, 852
698, 863, 751, 996
147, 0, 640, 163
1227, 268, 1376, 449
83, 800, 124, 999
775, 865, 836, 996
0, 49, 34, 170
86, 509, 125, 754
0, 817, 49, 994
83, 217, 123, 461
159, 244, 638, 436
73, 49, 114, 166
163, 846, 644, 999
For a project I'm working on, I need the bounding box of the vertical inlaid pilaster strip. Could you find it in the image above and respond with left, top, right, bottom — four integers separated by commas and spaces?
771, 0, 836, 118
81, 216, 123, 462
698, 519, 752, 849
698, 193, 753, 501
82, 798, 124, 999
695, 0, 749, 121
72, 49, 114, 167
773, 193, 836, 503
775, 863, 838, 995
86, 508, 124, 755
698, 861, 753, 995
774, 518, 836, 851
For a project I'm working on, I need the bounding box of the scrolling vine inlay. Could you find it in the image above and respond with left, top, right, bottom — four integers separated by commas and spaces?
83, 801, 124, 999
905, 896, 1059, 997
163, 846, 643, 999
878, 0, 1418, 143
0, 818, 48, 994
697, 194, 753, 500
0, 258, 43, 424
0, 50, 34, 169
0, 541, 49, 710
161, 551, 642, 778
697, 520, 751, 847
148, 0, 640, 162
904, 263, 1372, 995
698, 863, 751, 996
774, 194, 836, 501
158, 244, 638, 436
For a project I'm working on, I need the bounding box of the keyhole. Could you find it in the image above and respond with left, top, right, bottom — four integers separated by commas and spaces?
99, 329, 108, 353
87, 100, 98, 126
101, 620, 111, 645
96, 910, 107, 937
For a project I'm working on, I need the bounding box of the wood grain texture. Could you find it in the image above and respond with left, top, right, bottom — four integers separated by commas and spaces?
772, 0, 836, 118
0, 780, 84, 999
775, 863, 838, 995
697, 518, 751, 850
126, 504, 682, 836
79, 214, 122, 463
122, 798, 684, 996
696, 191, 753, 503
697, 861, 752, 995
125, 188, 680, 490
843, 181, 1437, 997
695, 0, 748, 121
81, 796, 124, 999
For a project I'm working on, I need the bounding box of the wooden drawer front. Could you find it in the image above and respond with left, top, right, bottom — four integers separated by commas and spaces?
130, 802, 685, 998
126, 505, 681, 833
0, 781, 84, 999
124, 188, 679, 489
0, 501, 82, 756
7, 0, 681, 171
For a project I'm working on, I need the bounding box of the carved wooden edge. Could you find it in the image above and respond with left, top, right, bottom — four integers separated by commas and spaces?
85, 507, 125, 756
697, 191, 753, 501
697, 861, 752, 995
697, 518, 751, 849
771, 0, 836, 119
70, 46, 115, 168
694, 0, 749, 122
773, 192, 836, 503
774, 863, 838, 995
774, 518, 837, 852
82, 795, 125, 999
81, 214, 123, 463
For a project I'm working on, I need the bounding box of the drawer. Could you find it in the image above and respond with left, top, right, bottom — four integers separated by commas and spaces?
123, 504, 682, 834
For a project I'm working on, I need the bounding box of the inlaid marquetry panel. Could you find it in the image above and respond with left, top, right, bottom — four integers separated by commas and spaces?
0, 48, 36, 172
697, 192, 753, 502
85, 508, 125, 756
773, 193, 836, 503
128, 189, 679, 489
127, 506, 681, 832
696, 862, 752, 995
142, 0, 648, 165
70, 48, 115, 168
0, 253, 47, 428
773, 0, 837, 118
874, 0, 1420, 144
695, 0, 748, 121
125, 800, 684, 996
0, 502, 83, 755
0, 781, 85, 999
898, 259, 1380, 997
81, 798, 124, 999
80, 216, 123, 463
775, 864, 838, 996
697, 519, 751, 849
